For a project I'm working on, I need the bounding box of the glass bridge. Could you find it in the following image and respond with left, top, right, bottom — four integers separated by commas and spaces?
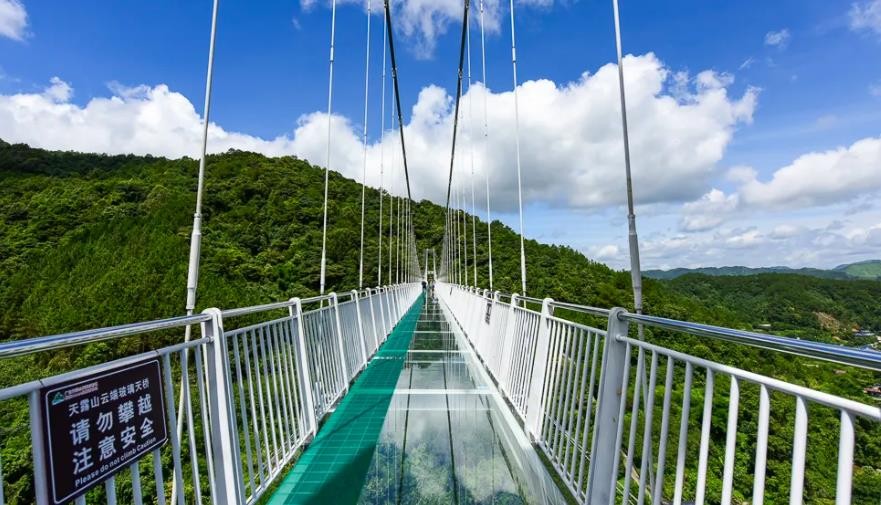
270, 294, 562, 504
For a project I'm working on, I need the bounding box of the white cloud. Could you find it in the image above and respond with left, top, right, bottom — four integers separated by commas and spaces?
736, 136, 881, 208
764, 29, 790, 47
0, 53, 758, 213
589, 244, 620, 260
0, 0, 27, 41
739, 57, 755, 71
680, 189, 739, 232
849, 0, 881, 36
769, 224, 801, 240
725, 227, 765, 248
43, 77, 72, 103
633, 216, 881, 270
305, 0, 506, 58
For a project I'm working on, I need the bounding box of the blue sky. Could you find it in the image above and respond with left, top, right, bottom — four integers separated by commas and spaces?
1, 0, 880, 270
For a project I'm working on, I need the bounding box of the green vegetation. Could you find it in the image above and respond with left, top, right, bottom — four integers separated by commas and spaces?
835, 259, 881, 280
646, 261, 881, 281
0, 140, 878, 503
668, 273, 881, 337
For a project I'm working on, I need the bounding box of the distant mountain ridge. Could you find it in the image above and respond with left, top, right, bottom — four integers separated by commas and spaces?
645, 260, 881, 280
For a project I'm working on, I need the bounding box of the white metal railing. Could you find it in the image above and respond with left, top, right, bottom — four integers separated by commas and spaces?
437, 282, 881, 505
0, 283, 421, 505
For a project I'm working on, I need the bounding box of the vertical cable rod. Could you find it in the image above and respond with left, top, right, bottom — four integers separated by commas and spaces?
176, 0, 219, 500
479, 0, 493, 290
319, 0, 338, 295
461, 166, 468, 286
377, 3, 387, 286
612, 0, 644, 319
467, 18, 478, 285
508, 0, 527, 296
388, 95, 395, 284
358, 0, 372, 289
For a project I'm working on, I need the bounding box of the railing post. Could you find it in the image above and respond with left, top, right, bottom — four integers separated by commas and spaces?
587, 307, 631, 505
382, 285, 393, 332
289, 298, 317, 437
377, 286, 389, 339
485, 290, 501, 369
525, 297, 554, 440
330, 293, 350, 391
367, 288, 379, 352
498, 293, 520, 395
29, 391, 49, 505
201, 308, 245, 505
352, 289, 368, 368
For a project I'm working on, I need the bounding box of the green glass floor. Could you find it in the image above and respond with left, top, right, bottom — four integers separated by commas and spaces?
268, 295, 532, 504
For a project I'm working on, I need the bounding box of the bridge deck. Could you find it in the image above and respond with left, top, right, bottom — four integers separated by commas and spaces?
268, 294, 532, 504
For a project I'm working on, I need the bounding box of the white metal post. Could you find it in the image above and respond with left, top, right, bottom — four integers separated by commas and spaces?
586, 307, 630, 505
330, 293, 350, 391
202, 308, 245, 505
377, 286, 389, 338
289, 298, 317, 436
367, 288, 379, 352
352, 289, 368, 368
29, 391, 49, 505
525, 297, 554, 439
498, 293, 520, 394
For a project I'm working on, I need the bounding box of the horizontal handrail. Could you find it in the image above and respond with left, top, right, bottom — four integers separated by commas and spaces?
0, 313, 212, 358
0, 284, 415, 358
220, 286, 403, 318
443, 282, 881, 371
619, 311, 881, 371
549, 300, 610, 318
222, 299, 297, 318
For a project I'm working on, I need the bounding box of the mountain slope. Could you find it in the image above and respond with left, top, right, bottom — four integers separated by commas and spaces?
646, 261, 881, 281
835, 259, 881, 279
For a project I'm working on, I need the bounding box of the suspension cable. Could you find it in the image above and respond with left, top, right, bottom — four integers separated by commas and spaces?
377, 3, 387, 287
176, 1, 219, 498
319, 0, 338, 295
612, 0, 643, 317
462, 180, 469, 286
384, 0, 412, 200
358, 0, 372, 289
467, 13, 478, 285
508, 0, 527, 296
443, 0, 471, 287
185, 0, 219, 320
388, 103, 395, 284
444, 0, 471, 212
479, 0, 493, 290
456, 180, 463, 284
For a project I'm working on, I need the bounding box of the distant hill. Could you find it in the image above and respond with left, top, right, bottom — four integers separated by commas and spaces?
645, 262, 879, 280
833, 259, 881, 279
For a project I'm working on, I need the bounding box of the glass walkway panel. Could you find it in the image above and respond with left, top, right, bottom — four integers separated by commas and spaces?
268, 294, 563, 504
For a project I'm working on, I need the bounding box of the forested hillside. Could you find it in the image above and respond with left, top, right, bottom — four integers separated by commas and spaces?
0, 140, 879, 503
669, 273, 881, 339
